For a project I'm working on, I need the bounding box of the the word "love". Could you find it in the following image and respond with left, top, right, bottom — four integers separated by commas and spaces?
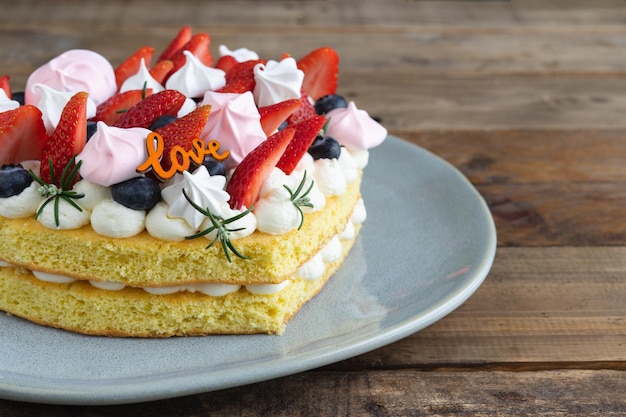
136, 132, 230, 181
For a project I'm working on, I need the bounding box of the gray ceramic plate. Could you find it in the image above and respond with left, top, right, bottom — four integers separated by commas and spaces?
0, 136, 496, 405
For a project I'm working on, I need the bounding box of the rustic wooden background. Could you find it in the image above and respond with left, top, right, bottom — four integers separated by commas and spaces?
1, 0, 626, 415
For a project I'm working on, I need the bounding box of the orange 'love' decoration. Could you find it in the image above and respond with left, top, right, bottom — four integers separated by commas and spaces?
136, 132, 230, 181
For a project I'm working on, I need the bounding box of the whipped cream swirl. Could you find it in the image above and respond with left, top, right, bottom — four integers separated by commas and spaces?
31, 83, 97, 134
0, 89, 19, 112
253, 58, 304, 107
161, 165, 230, 229
119, 58, 164, 94
218, 45, 260, 62
166, 51, 226, 98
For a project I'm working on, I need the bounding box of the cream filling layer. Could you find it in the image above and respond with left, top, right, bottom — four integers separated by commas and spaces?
1, 208, 365, 297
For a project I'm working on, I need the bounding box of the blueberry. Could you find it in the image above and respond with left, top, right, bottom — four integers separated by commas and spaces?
150, 115, 178, 131
277, 120, 289, 131
0, 164, 33, 198
201, 158, 226, 177
314, 94, 347, 115
11, 92, 25, 106
86, 120, 98, 140
111, 176, 161, 210
308, 136, 341, 160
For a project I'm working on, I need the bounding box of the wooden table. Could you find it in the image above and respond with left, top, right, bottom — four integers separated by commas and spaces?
2, 1, 626, 415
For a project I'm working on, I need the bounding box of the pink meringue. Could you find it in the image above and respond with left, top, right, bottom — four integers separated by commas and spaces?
325, 101, 387, 150
199, 91, 266, 168
25, 49, 117, 106
77, 122, 152, 187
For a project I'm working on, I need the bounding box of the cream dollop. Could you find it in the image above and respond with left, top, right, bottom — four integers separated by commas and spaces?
199, 91, 266, 168
31, 83, 97, 134
0, 182, 44, 218
89, 280, 126, 291
166, 51, 225, 98
145, 201, 196, 241
161, 165, 230, 230
200, 202, 257, 242
325, 101, 387, 150
119, 58, 164, 94
25, 49, 117, 106
253, 58, 304, 107
296, 252, 325, 280
77, 122, 151, 187
71, 179, 111, 210
218, 45, 260, 62
90, 199, 146, 238
32, 270, 76, 284
313, 158, 347, 197
246, 280, 291, 295
351, 198, 367, 225
254, 187, 301, 235
321, 235, 342, 263
37, 197, 91, 230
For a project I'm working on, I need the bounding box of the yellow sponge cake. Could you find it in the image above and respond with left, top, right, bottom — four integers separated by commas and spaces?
0, 27, 386, 336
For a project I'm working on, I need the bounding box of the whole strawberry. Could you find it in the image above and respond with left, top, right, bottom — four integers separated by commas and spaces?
297, 47, 339, 102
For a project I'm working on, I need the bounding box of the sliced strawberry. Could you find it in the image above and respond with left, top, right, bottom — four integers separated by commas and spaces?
167, 33, 213, 80
93, 88, 153, 126
154, 104, 212, 173
277, 115, 327, 175
40, 92, 88, 186
216, 59, 265, 94
287, 90, 316, 125
157, 26, 192, 62
0, 75, 11, 99
0, 105, 47, 165
114, 89, 185, 129
296, 46, 339, 102
214, 55, 238, 73
149, 59, 174, 84
258, 98, 301, 137
114, 46, 155, 91
216, 77, 256, 94
224, 59, 265, 84
226, 126, 296, 210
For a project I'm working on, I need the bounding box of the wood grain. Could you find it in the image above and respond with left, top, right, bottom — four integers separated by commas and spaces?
2, 370, 626, 417
1, 0, 626, 414
344, 247, 626, 366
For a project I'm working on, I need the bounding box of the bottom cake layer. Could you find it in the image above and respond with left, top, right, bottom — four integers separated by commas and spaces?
0, 226, 359, 337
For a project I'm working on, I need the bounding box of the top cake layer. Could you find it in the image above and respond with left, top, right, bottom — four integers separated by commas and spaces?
0, 27, 387, 285
0, 174, 362, 286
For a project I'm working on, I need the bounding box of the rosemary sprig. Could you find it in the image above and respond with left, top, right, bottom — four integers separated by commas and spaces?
182, 189, 253, 262
29, 156, 85, 228
283, 170, 315, 231
116, 81, 149, 114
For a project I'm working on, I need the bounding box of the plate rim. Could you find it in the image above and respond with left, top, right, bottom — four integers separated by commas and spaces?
0, 136, 497, 405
